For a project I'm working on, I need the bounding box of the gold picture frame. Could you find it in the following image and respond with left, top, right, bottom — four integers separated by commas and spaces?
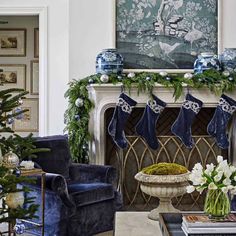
13, 98, 39, 132
34, 28, 39, 58
30, 60, 39, 95
0, 64, 26, 90
0, 28, 26, 57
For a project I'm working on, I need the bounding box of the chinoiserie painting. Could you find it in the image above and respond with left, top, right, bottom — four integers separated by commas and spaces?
116, 0, 218, 70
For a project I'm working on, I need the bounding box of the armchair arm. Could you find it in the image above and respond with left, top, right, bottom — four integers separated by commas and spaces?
69, 163, 118, 185
27, 173, 75, 209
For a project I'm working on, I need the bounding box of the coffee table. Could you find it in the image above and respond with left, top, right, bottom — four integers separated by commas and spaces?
114, 212, 162, 236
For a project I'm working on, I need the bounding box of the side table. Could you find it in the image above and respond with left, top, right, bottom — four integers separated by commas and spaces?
19, 169, 46, 236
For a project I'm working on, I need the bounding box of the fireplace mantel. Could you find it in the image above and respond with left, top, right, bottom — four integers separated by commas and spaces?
87, 83, 236, 165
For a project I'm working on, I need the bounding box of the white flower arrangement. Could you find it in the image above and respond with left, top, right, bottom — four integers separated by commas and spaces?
187, 156, 236, 194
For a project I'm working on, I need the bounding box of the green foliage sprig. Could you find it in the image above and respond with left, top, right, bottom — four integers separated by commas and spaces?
64, 70, 236, 163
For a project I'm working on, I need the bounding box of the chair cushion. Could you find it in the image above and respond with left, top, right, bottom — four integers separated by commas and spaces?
68, 183, 114, 207
33, 135, 71, 179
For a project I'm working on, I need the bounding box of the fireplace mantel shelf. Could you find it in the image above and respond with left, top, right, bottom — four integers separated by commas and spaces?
87, 84, 236, 164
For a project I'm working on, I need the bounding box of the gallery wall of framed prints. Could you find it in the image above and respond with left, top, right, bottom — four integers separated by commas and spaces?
0, 16, 39, 135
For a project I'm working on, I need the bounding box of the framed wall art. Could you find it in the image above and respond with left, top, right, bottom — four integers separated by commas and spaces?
0, 28, 26, 56
115, 0, 222, 71
30, 60, 39, 95
34, 28, 39, 58
0, 64, 26, 90
13, 98, 39, 132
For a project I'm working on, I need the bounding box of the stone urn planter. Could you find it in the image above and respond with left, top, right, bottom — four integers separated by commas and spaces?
135, 163, 190, 221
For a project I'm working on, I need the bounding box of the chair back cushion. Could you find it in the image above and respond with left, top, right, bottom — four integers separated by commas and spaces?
33, 135, 71, 179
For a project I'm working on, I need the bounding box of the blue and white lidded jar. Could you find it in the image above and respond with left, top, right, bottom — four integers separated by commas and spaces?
96, 49, 123, 75
220, 48, 236, 72
14, 221, 25, 234
194, 52, 221, 74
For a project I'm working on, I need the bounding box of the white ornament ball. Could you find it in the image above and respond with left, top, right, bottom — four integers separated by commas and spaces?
75, 98, 84, 107
6, 191, 24, 209
223, 70, 230, 77
2, 151, 19, 169
159, 71, 168, 77
184, 73, 193, 79
127, 72, 135, 78
100, 74, 109, 83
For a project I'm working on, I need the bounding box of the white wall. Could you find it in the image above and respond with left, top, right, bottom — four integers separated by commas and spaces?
0, 0, 69, 135
70, 0, 236, 79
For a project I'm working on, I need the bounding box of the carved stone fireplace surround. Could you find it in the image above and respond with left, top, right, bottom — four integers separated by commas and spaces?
88, 83, 236, 166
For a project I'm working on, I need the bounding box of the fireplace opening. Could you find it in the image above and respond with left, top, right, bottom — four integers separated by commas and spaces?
105, 107, 228, 211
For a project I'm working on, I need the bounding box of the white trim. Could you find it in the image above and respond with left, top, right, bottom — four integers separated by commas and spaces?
0, 6, 48, 136
113, 0, 223, 73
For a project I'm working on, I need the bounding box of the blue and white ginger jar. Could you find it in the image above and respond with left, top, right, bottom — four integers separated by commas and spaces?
194, 52, 221, 74
14, 221, 25, 234
96, 49, 123, 75
220, 48, 236, 72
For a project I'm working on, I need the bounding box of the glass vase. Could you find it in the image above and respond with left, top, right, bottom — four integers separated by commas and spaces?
204, 189, 230, 219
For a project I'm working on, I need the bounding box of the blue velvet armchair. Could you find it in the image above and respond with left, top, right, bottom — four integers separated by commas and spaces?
24, 135, 122, 236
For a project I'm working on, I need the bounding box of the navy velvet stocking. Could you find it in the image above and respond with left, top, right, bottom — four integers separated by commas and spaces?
207, 94, 236, 149
108, 93, 137, 149
171, 94, 203, 148
136, 94, 166, 150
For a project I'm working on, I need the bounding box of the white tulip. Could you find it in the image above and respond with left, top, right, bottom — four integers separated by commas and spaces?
217, 155, 224, 163
205, 163, 215, 175
208, 182, 217, 190
223, 178, 231, 186
222, 187, 228, 194
186, 186, 195, 193
214, 174, 222, 183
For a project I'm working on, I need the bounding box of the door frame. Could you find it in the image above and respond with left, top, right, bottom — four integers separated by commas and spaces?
0, 6, 48, 135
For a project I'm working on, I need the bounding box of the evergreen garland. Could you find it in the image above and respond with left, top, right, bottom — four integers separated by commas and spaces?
64, 70, 236, 163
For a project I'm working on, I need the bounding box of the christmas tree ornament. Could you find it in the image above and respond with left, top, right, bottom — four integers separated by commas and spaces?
75, 98, 84, 107
14, 221, 25, 235
184, 73, 193, 79
5, 191, 24, 209
2, 151, 19, 168
7, 117, 14, 124
146, 76, 151, 81
18, 99, 23, 105
108, 93, 137, 149
165, 77, 171, 81
171, 94, 203, 148
228, 77, 234, 82
117, 75, 123, 81
74, 114, 80, 121
100, 74, 109, 83
15, 107, 24, 120
222, 70, 230, 77
88, 78, 94, 84
13, 168, 21, 177
207, 94, 236, 149
127, 72, 135, 78
159, 71, 168, 77
198, 78, 203, 82
136, 94, 166, 150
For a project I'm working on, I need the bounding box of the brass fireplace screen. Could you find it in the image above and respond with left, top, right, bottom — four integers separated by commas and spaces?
105, 108, 228, 211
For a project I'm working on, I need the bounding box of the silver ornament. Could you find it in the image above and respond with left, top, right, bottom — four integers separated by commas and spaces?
15, 107, 24, 120
159, 71, 168, 77
7, 118, 14, 124
146, 76, 151, 81
184, 73, 193, 79
127, 72, 135, 78
100, 74, 109, 83
165, 77, 171, 81
5, 191, 24, 209
18, 99, 23, 105
223, 70, 230, 77
228, 77, 234, 81
2, 151, 19, 169
75, 98, 84, 107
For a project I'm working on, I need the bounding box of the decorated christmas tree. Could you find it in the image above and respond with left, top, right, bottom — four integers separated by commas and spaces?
0, 88, 45, 228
